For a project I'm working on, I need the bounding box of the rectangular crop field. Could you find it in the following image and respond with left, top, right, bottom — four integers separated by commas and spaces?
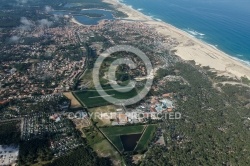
73, 87, 138, 108
101, 125, 145, 136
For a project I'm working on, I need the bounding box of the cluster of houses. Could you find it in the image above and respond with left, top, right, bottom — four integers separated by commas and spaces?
95, 94, 175, 126
0, 145, 19, 166
0, 24, 86, 101
21, 111, 83, 158
50, 135, 82, 158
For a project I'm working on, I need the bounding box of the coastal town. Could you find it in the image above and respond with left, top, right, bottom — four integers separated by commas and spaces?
0, 17, 180, 102
0, 4, 180, 163
0, 0, 250, 165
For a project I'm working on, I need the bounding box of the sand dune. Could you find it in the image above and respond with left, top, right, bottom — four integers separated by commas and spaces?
103, 0, 250, 79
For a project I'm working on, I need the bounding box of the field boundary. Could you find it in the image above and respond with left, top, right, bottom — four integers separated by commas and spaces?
99, 128, 123, 154
134, 124, 157, 151
133, 125, 148, 151
72, 91, 87, 108
100, 125, 147, 153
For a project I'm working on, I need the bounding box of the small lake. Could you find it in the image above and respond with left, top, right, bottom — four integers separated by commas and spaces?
52, 9, 114, 25
120, 134, 142, 151
75, 9, 114, 25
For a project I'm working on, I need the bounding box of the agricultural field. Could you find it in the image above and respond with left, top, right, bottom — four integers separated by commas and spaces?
100, 125, 156, 152
101, 125, 145, 136
73, 86, 138, 108
135, 125, 157, 151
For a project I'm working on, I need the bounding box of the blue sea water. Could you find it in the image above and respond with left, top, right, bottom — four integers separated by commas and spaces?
122, 0, 250, 65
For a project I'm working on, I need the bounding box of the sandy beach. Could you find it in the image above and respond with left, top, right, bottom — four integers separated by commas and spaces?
71, 17, 85, 26
103, 0, 250, 79
71, 15, 106, 26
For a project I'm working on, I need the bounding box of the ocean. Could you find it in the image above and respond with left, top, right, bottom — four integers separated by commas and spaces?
122, 0, 250, 65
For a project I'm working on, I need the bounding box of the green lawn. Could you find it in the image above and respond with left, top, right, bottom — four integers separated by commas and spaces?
108, 136, 124, 152
101, 125, 145, 152
73, 86, 138, 108
100, 125, 156, 152
101, 125, 145, 136
135, 125, 157, 151
74, 90, 107, 107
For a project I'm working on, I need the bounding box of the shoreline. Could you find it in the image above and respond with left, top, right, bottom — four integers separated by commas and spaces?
81, 8, 113, 12
70, 8, 112, 26
103, 0, 250, 79
71, 17, 85, 26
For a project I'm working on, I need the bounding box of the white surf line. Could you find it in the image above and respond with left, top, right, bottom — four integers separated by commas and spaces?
89, 94, 115, 99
